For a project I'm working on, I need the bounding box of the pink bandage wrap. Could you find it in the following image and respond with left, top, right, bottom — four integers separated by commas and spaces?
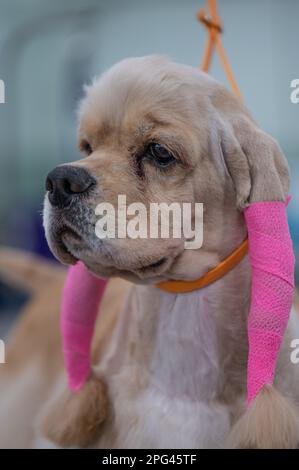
61, 261, 107, 391
244, 201, 295, 404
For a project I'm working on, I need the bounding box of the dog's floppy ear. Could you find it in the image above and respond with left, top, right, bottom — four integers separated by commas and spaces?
219, 114, 290, 209
216, 101, 297, 448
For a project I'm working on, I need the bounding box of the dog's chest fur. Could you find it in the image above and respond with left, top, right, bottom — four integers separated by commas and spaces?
96, 278, 249, 448
150, 291, 220, 401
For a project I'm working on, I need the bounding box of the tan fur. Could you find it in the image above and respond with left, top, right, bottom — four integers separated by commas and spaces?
227, 385, 299, 449
0, 247, 65, 293
40, 375, 108, 448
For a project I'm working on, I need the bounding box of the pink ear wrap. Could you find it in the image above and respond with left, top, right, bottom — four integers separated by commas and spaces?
244, 200, 295, 405
61, 261, 107, 391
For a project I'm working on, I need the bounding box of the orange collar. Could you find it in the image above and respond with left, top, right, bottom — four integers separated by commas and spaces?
156, 238, 248, 294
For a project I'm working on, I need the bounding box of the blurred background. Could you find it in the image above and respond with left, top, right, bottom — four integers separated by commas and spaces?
0, 0, 298, 330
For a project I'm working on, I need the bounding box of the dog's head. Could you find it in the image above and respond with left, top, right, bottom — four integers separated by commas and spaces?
43, 55, 289, 283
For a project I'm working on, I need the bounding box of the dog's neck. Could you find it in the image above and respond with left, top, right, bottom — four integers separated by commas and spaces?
110, 255, 251, 404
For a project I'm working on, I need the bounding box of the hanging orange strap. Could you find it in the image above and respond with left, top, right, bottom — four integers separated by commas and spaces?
198, 0, 242, 97
156, 0, 248, 294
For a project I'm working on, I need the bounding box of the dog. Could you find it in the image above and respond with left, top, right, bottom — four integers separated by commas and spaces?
1, 55, 299, 448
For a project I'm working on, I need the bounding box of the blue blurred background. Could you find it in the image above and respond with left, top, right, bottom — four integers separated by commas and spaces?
0, 0, 298, 320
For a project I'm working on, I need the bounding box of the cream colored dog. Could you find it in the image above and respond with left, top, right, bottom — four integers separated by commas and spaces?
1, 56, 299, 448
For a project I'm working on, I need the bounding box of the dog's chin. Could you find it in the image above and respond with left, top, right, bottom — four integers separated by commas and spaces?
83, 254, 175, 285
132, 256, 172, 280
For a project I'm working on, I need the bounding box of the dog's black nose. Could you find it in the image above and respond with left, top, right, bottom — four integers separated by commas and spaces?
46, 165, 95, 208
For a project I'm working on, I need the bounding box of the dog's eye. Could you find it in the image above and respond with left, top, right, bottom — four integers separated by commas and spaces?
146, 143, 176, 168
80, 140, 92, 156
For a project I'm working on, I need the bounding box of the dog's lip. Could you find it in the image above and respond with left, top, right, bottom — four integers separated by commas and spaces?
52, 237, 77, 265
132, 256, 171, 279
139, 257, 168, 271
53, 226, 82, 264
60, 226, 82, 243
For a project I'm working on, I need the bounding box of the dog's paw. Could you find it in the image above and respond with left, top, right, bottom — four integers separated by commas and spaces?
226, 385, 299, 449
40, 375, 109, 448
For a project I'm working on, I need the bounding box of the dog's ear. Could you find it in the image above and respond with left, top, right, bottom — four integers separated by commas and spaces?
219, 114, 290, 209
39, 375, 108, 448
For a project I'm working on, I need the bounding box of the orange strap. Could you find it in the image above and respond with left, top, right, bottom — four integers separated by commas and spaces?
156, 0, 247, 294
157, 239, 248, 294
198, 0, 242, 97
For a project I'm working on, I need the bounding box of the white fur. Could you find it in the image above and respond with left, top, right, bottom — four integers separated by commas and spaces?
94, 286, 238, 448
